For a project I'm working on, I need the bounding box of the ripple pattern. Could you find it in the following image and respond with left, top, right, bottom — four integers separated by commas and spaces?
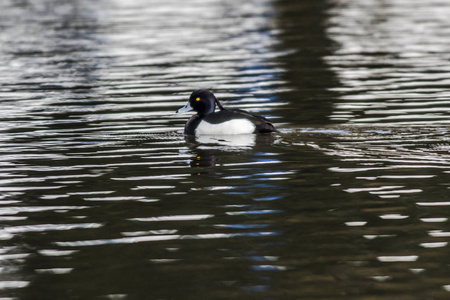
326, 0, 450, 124
1, 0, 450, 299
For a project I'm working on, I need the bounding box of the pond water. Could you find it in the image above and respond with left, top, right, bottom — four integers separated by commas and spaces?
1, 0, 450, 299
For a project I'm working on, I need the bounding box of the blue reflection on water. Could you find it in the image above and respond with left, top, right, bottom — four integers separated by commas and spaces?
215, 224, 271, 229
250, 265, 287, 271
226, 209, 283, 216
254, 195, 284, 201
242, 285, 270, 292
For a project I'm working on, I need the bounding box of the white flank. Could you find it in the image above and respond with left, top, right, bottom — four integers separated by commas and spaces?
195, 119, 255, 135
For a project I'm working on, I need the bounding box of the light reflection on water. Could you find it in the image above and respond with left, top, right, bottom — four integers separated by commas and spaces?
0, 127, 448, 298
326, 0, 450, 124
1, 0, 450, 299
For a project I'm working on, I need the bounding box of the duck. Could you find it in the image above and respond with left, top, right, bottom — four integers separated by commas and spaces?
176, 90, 277, 135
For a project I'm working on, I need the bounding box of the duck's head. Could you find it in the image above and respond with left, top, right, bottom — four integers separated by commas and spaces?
177, 90, 223, 116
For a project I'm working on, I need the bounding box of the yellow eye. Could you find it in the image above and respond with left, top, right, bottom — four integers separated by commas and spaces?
196, 97, 200, 101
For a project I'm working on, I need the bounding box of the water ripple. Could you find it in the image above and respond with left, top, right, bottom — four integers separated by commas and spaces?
327, 0, 450, 124
55, 231, 281, 247
1, 0, 450, 298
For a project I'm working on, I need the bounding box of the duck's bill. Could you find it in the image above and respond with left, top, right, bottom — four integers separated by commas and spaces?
176, 102, 193, 114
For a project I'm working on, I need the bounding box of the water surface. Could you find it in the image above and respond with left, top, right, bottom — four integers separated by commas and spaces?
1, 0, 450, 299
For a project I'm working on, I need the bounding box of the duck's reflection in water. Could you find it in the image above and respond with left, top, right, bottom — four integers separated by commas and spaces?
192, 134, 256, 147
184, 134, 277, 169
185, 133, 278, 149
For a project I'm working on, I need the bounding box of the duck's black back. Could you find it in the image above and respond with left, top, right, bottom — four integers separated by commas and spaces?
203, 109, 277, 133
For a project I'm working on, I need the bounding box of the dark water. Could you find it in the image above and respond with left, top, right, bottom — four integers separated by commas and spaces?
1, 0, 450, 299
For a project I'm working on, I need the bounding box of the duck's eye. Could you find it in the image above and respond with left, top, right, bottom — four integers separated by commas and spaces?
195, 97, 200, 101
